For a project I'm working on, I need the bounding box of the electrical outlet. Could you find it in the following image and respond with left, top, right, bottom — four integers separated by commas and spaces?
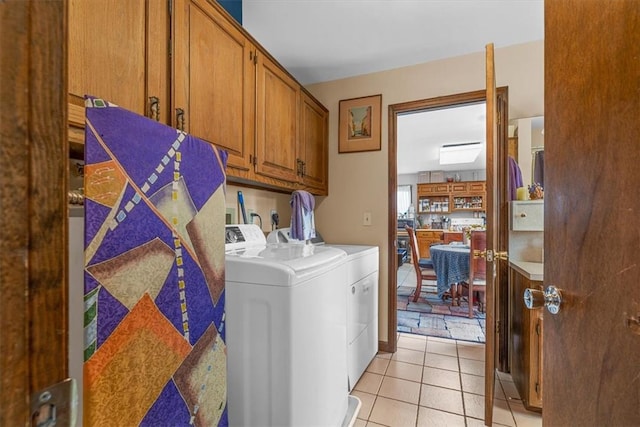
363, 212, 372, 226
270, 209, 279, 229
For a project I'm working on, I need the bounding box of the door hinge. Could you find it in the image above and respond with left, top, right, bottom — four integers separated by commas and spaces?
31, 378, 78, 427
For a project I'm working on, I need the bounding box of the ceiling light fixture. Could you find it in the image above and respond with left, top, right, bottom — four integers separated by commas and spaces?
439, 142, 483, 165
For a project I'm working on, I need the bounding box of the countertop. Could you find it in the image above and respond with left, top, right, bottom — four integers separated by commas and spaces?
509, 260, 544, 281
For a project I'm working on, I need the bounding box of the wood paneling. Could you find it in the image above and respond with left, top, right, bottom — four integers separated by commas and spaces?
1, 0, 67, 423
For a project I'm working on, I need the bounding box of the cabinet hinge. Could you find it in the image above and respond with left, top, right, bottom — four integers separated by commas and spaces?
253, 51, 258, 65
535, 382, 540, 395
536, 321, 541, 336
495, 320, 500, 335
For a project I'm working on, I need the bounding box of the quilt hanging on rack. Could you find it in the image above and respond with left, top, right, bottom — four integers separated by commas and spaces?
83, 97, 228, 426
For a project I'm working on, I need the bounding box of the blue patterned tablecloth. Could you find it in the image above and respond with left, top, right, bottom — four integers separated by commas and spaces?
430, 244, 471, 298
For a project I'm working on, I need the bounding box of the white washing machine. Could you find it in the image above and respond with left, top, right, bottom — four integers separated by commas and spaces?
267, 229, 379, 390
225, 224, 350, 427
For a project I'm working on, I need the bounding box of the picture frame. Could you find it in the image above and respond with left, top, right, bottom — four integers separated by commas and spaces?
338, 94, 382, 153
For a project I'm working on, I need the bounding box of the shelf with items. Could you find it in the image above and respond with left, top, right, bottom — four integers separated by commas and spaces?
452, 195, 484, 211
418, 196, 450, 214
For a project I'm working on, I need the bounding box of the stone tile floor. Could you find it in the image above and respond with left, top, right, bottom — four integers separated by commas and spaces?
397, 263, 486, 343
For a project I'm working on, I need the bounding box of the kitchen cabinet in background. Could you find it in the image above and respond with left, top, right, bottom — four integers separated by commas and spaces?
416, 230, 443, 256
417, 181, 486, 214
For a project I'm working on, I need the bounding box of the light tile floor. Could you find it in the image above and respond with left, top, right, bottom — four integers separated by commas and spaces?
350, 333, 542, 427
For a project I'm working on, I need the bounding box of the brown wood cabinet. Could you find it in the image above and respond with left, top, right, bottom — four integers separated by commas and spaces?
174, 0, 254, 174
67, 0, 169, 153
254, 52, 300, 184
418, 183, 450, 195
510, 267, 543, 411
299, 92, 329, 193
417, 181, 486, 213
67, 0, 329, 195
415, 230, 443, 257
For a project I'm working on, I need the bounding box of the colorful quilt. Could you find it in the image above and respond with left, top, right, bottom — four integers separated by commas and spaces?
83, 97, 228, 426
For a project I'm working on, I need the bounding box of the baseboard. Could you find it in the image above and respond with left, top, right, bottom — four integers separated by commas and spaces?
378, 339, 393, 354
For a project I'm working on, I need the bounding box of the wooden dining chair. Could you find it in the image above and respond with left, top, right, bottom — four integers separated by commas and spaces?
405, 226, 437, 302
467, 230, 487, 318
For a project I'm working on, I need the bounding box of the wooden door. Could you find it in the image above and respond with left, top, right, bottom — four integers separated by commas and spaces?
0, 1, 67, 423
299, 91, 328, 195
255, 53, 300, 184
544, 1, 640, 425
483, 43, 497, 426
173, 0, 254, 175
68, 0, 168, 120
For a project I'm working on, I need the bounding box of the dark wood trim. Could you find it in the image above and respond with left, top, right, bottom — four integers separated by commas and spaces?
387, 88, 508, 356
0, 0, 68, 423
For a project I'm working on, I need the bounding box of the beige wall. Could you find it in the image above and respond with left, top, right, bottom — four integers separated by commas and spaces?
225, 184, 293, 234
224, 41, 544, 344
304, 40, 544, 344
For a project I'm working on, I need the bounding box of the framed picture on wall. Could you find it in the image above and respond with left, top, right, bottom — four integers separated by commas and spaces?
338, 94, 382, 153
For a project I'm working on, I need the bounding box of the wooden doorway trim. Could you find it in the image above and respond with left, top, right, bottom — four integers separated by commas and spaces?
0, 0, 68, 423
387, 88, 508, 353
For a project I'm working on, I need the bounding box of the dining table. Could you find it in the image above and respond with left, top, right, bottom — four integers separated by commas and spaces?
429, 243, 471, 302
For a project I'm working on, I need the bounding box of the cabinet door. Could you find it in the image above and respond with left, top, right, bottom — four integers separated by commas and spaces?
173, 0, 254, 174
419, 183, 449, 194
468, 181, 486, 193
510, 201, 544, 231
299, 92, 328, 195
449, 182, 468, 193
255, 53, 300, 183
68, 0, 169, 123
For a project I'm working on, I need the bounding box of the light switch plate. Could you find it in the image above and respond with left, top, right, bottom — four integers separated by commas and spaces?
363, 212, 372, 226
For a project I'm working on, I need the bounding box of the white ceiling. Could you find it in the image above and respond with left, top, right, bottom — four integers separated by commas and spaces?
241, 0, 544, 175
397, 102, 486, 175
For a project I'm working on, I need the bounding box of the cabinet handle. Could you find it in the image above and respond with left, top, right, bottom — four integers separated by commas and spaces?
175, 108, 185, 131
296, 159, 302, 176
149, 96, 160, 121
302, 161, 306, 177
520, 212, 527, 218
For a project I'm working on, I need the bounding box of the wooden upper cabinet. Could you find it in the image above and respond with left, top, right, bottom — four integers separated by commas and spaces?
68, 0, 329, 194
418, 183, 449, 195
449, 182, 468, 193
467, 181, 486, 193
255, 53, 300, 183
173, 0, 254, 174
299, 92, 329, 194
68, 0, 169, 121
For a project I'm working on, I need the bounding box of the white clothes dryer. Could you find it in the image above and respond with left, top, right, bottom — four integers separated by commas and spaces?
225, 224, 350, 427
267, 228, 379, 390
